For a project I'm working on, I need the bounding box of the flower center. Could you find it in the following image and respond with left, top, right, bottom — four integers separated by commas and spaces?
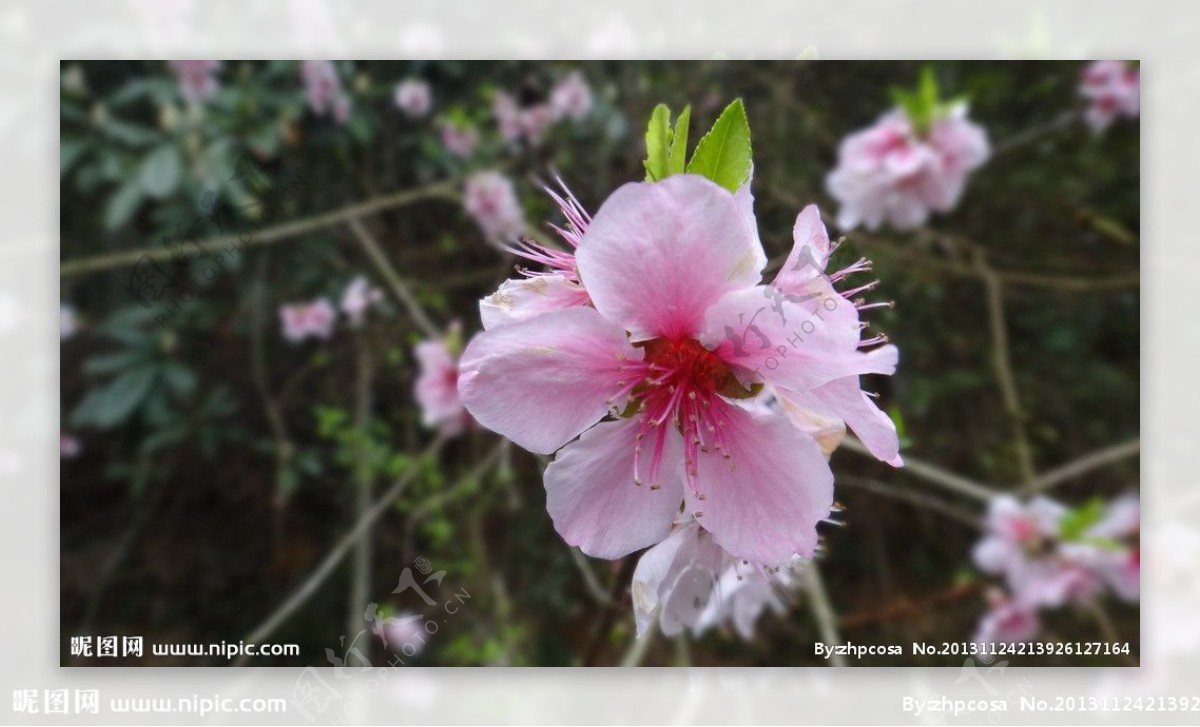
622, 337, 748, 503
640, 337, 737, 396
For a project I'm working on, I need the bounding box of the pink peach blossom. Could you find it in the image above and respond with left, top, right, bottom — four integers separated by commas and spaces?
549, 70, 593, 122
279, 298, 336, 342
519, 104, 557, 147
463, 171, 524, 244
381, 611, 426, 655
393, 79, 432, 118
168, 60, 221, 104
60, 304, 79, 340
974, 493, 1140, 609
340, 275, 383, 328
300, 60, 350, 124
438, 120, 479, 158
826, 104, 989, 231
973, 593, 1040, 646
458, 175, 900, 566
632, 521, 802, 639
414, 329, 470, 437
492, 91, 524, 145
1080, 60, 1139, 133
60, 433, 83, 459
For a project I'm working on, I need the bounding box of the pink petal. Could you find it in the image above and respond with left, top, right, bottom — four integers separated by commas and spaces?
782, 377, 902, 466
576, 174, 765, 341
479, 275, 589, 330
685, 404, 834, 565
702, 286, 896, 393
772, 204, 832, 293
544, 418, 686, 559
457, 306, 643, 454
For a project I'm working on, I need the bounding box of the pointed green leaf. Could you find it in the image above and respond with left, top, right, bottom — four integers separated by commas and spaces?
667, 105, 691, 176
1059, 498, 1107, 542
686, 99, 752, 192
643, 103, 672, 182
139, 144, 182, 199
104, 180, 143, 231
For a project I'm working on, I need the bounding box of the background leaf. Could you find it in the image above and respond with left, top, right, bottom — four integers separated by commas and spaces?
686, 98, 752, 192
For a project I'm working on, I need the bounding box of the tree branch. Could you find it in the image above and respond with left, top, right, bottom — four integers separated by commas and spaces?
60, 179, 461, 277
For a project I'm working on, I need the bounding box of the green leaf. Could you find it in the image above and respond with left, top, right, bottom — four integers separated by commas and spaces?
667, 105, 691, 176
161, 362, 198, 398
104, 180, 143, 231
61, 139, 87, 175
139, 144, 183, 199
686, 98, 752, 193
642, 103, 672, 182
77, 366, 158, 429
83, 350, 150, 376
1059, 498, 1107, 542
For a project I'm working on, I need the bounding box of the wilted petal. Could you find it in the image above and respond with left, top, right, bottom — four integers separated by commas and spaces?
458, 307, 643, 454
479, 275, 590, 330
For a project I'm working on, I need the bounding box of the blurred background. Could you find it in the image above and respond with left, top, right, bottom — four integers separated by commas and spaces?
59, 60, 1139, 666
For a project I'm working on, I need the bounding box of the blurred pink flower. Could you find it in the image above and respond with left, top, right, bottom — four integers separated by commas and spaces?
60, 304, 79, 340
549, 70, 593, 122
168, 60, 221, 104
300, 60, 350, 123
492, 91, 524, 145
973, 593, 1040, 645
414, 329, 470, 437
632, 521, 802, 639
382, 611, 426, 655
1080, 60, 1140, 133
826, 104, 989, 231
438, 120, 479, 158
458, 175, 899, 565
974, 493, 1140, 609
393, 79, 432, 119
340, 275, 383, 328
60, 433, 83, 459
519, 104, 557, 147
279, 298, 336, 342
463, 171, 524, 243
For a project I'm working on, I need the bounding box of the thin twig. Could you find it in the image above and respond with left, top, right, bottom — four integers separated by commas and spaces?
1027, 439, 1140, 493
976, 250, 1038, 487
345, 334, 376, 666
839, 476, 983, 530
990, 110, 1079, 157
249, 257, 294, 504
233, 435, 446, 663
60, 179, 461, 277
804, 563, 847, 667
570, 548, 616, 607
620, 624, 658, 667
346, 216, 440, 339
839, 437, 998, 502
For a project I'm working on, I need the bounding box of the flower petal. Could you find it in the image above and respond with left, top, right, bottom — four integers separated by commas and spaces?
479, 275, 590, 330
576, 174, 765, 341
457, 306, 643, 454
544, 418, 685, 560
686, 404, 834, 565
779, 377, 902, 466
772, 204, 832, 292
702, 286, 896, 393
